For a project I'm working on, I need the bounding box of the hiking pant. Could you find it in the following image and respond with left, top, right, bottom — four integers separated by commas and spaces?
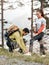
29, 32, 45, 54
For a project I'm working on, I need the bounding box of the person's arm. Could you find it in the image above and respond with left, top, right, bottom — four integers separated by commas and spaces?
14, 32, 27, 52
33, 27, 37, 33
37, 24, 45, 34
33, 24, 45, 36
37, 19, 46, 34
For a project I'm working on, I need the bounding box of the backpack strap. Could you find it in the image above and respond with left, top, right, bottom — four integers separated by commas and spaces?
8, 29, 21, 36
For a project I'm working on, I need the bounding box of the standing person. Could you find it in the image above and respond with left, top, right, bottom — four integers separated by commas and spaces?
30, 9, 46, 56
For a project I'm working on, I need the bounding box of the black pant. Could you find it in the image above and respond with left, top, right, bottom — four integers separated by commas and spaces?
29, 32, 45, 54
32, 32, 44, 41
30, 32, 44, 45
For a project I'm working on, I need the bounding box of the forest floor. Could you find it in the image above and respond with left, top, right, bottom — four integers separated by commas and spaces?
0, 48, 49, 65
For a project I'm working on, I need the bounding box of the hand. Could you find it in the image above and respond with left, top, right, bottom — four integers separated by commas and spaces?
33, 27, 36, 32
33, 33, 38, 36
35, 33, 38, 36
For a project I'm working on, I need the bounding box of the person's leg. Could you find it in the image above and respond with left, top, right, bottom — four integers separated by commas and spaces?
29, 35, 40, 52
39, 40, 46, 55
6, 40, 13, 52
38, 32, 46, 55
29, 32, 44, 52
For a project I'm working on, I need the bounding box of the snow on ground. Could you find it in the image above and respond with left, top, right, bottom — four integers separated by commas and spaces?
0, 0, 49, 53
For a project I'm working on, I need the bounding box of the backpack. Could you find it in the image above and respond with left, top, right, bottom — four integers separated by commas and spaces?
5, 29, 21, 52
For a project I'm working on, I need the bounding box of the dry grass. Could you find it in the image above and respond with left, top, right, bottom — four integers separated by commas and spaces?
0, 48, 49, 65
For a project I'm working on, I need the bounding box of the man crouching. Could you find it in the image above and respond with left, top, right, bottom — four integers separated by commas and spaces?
5, 25, 31, 56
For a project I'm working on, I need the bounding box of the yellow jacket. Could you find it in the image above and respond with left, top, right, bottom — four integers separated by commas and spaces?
9, 29, 26, 52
